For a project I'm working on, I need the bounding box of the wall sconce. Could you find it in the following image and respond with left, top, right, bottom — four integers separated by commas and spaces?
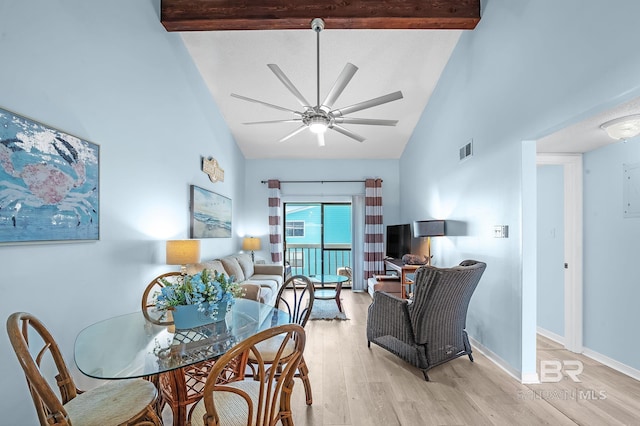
166, 239, 200, 275
413, 220, 446, 265
600, 114, 640, 140
242, 237, 261, 262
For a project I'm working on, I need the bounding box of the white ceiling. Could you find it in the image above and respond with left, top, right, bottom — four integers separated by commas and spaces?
181, 28, 461, 159
537, 96, 640, 154
181, 28, 638, 159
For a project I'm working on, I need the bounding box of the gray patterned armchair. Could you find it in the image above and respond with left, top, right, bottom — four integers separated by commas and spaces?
366, 260, 486, 380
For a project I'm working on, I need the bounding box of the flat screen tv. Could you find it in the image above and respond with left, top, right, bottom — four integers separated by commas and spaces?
385, 224, 412, 259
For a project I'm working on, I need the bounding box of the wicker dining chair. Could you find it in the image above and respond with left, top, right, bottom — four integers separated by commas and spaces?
337, 265, 352, 285
367, 260, 487, 381
6, 312, 161, 426
247, 274, 315, 405
188, 323, 306, 426
142, 271, 181, 326
142, 272, 246, 426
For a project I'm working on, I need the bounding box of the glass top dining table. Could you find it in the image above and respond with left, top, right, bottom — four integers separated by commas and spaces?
74, 298, 291, 380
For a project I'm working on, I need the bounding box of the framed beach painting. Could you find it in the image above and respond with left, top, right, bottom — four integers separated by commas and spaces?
190, 185, 231, 238
0, 107, 99, 244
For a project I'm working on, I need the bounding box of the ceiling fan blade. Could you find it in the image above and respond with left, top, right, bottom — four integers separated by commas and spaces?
331, 91, 404, 117
317, 133, 326, 147
231, 93, 302, 115
267, 64, 312, 108
278, 125, 308, 143
333, 117, 398, 126
330, 124, 365, 142
321, 63, 358, 111
243, 119, 302, 125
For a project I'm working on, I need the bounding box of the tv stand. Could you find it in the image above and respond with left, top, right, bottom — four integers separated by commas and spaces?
384, 259, 421, 299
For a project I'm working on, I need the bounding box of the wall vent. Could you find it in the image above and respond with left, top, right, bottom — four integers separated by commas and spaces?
459, 139, 473, 161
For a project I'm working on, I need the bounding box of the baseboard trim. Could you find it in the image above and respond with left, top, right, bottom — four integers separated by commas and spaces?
536, 327, 564, 346
581, 348, 640, 381
536, 329, 640, 381
471, 334, 640, 384
468, 336, 539, 383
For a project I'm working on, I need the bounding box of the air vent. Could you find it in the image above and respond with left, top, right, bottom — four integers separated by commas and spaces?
459, 139, 473, 161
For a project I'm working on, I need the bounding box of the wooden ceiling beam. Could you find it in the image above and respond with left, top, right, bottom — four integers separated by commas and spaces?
161, 0, 481, 32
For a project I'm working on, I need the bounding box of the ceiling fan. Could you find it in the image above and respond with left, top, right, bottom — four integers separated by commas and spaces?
230, 18, 404, 147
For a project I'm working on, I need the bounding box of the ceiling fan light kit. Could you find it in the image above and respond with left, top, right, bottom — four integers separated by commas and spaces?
309, 116, 329, 134
600, 114, 640, 140
231, 18, 403, 147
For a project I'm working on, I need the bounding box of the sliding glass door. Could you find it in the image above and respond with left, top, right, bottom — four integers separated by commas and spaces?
284, 202, 352, 285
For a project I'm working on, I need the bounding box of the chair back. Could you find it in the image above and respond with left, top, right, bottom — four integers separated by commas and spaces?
409, 260, 486, 361
337, 266, 352, 283
198, 323, 306, 426
141, 272, 182, 325
274, 275, 314, 327
6, 312, 77, 426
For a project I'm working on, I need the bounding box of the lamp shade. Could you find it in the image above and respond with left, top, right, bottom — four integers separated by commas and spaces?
242, 237, 261, 251
166, 240, 200, 265
413, 220, 446, 238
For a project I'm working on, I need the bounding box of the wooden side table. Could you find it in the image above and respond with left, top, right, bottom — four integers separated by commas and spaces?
384, 259, 422, 299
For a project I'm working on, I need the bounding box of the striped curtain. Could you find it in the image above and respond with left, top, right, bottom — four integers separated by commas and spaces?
363, 178, 384, 283
267, 179, 283, 263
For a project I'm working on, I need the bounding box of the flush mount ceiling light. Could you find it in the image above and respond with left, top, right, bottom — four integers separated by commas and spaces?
600, 114, 640, 140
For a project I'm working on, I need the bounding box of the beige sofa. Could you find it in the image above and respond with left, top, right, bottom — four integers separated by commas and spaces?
185, 253, 284, 307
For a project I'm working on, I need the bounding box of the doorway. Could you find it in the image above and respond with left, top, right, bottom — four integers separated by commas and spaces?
536, 153, 583, 353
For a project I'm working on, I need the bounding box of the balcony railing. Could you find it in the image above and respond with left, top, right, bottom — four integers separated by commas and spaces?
284, 243, 351, 286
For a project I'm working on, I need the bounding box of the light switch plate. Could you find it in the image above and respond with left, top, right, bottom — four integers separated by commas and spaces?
493, 225, 509, 238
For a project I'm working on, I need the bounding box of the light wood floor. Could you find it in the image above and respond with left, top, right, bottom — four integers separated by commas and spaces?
287, 290, 640, 426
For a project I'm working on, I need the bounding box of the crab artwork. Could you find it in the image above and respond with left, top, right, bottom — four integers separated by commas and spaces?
0, 108, 99, 243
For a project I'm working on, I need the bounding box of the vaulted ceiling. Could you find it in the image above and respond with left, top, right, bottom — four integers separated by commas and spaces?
161, 1, 482, 159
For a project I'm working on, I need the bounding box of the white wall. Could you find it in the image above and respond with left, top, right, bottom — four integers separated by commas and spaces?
0, 1, 245, 423
399, 0, 640, 378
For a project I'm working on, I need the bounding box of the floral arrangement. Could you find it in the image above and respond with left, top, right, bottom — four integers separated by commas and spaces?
155, 269, 244, 319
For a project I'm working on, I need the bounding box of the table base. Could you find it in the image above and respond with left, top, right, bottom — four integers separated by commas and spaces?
156, 353, 247, 426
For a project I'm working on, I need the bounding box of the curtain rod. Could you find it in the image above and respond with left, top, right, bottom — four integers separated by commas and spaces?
260, 179, 382, 184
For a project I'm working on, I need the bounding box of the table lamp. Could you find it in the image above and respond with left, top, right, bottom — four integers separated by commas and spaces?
413, 220, 445, 265
242, 237, 261, 262
166, 239, 200, 275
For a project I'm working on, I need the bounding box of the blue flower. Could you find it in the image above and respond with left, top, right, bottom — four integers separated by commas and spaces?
155, 268, 243, 311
